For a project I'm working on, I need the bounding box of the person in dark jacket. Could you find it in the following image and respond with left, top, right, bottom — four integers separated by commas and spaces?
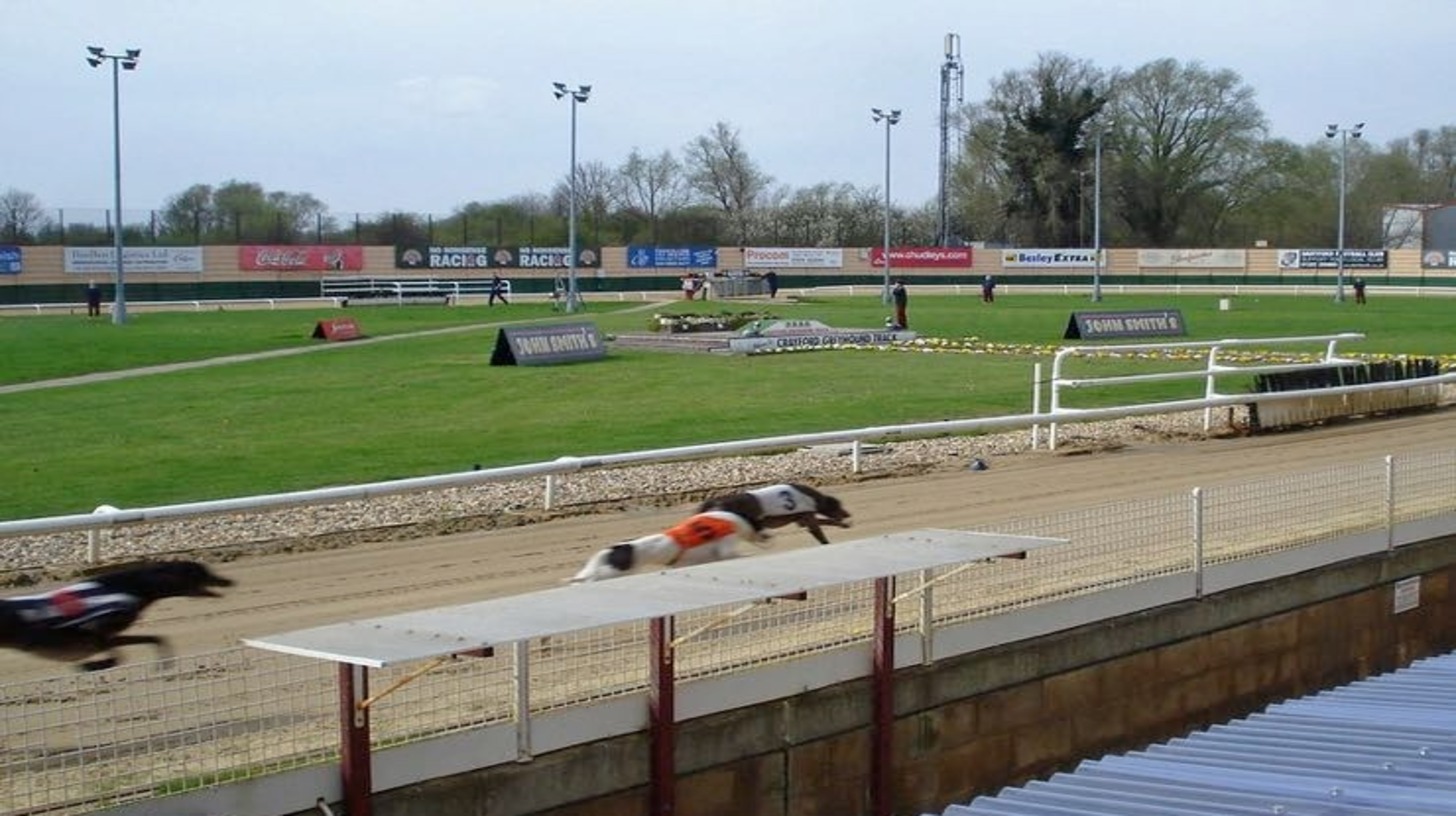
85, 281, 102, 317
891, 280, 908, 329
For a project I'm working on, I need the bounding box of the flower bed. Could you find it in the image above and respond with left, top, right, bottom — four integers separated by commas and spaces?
648, 311, 777, 333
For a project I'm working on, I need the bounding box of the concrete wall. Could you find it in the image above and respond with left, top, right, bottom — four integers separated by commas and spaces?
355, 534, 1456, 816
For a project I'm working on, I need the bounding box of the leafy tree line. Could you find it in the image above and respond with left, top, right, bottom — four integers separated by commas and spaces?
5, 53, 1456, 250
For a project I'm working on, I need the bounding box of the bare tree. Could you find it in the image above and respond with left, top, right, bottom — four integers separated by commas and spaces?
0, 188, 47, 242
618, 148, 686, 244
551, 160, 618, 245
683, 121, 772, 245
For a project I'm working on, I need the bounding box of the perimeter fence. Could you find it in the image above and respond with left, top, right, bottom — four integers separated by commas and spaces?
2, 446, 1454, 815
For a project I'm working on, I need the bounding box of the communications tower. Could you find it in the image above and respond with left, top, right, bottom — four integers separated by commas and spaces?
938, 33, 964, 246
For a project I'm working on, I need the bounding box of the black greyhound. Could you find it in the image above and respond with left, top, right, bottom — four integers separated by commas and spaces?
0, 560, 234, 671
697, 483, 852, 545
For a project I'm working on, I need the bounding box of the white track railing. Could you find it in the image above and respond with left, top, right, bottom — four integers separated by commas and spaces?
2, 363, 1453, 547
318, 277, 510, 304
1045, 333, 1373, 449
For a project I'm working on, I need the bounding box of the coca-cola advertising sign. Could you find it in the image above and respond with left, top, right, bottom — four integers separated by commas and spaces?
239, 245, 364, 272
868, 246, 973, 268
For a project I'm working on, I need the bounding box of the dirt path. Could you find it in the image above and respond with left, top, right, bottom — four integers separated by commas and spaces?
1, 409, 1452, 684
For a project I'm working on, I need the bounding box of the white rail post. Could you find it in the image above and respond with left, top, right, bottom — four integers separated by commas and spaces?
1203, 345, 1220, 432
513, 640, 533, 761
851, 439, 863, 473
1048, 347, 1076, 451
1030, 362, 1043, 450
1192, 487, 1205, 599
917, 568, 934, 665
88, 504, 119, 564
1385, 455, 1396, 552
544, 475, 557, 510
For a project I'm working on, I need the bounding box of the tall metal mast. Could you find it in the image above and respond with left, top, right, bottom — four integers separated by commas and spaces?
937, 33, 964, 246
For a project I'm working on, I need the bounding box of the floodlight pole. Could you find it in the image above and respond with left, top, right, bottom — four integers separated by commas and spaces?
1092, 129, 1103, 303
87, 46, 140, 324
1325, 122, 1364, 304
554, 82, 591, 313
872, 108, 901, 305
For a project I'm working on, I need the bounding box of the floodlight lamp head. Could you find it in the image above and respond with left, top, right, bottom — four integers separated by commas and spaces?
125, 49, 141, 59
1325, 125, 1338, 139
87, 46, 104, 56
86, 57, 103, 67
552, 82, 568, 99
122, 61, 138, 71
871, 107, 884, 119
1352, 122, 1365, 138
889, 109, 902, 123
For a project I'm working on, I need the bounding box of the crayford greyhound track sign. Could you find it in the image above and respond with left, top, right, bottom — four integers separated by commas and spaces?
490, 321, 607, 366
727, 319, 915, 354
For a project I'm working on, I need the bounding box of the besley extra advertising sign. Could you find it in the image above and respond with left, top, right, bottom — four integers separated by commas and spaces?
1000, 248, 1097, 268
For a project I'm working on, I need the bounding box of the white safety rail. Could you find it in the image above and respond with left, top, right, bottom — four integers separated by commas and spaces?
317, 276, 509, 304
1041, 332, 1425, 449
2, 342, 1452, 553
3, 447, 1456, 816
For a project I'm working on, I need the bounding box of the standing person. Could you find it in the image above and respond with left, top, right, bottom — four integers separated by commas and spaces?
1352, 277, 1367, 305
981, 274, 996, 304
488, 273, 509, 306
764, 270, 779, 298
891, 279, 908, 330
85, 280, 102, 317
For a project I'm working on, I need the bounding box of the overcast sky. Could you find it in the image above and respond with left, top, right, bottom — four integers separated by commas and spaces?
3, 0, 1450, 218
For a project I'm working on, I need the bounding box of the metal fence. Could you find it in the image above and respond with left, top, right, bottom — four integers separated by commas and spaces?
2, 447, 1453, 816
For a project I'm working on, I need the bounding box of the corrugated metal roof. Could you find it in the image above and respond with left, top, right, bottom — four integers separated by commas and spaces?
937, 652, 1456, 815
244, 529, 1062, 667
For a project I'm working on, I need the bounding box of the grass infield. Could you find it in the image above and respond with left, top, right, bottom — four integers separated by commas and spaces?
1, 292, 1450, 521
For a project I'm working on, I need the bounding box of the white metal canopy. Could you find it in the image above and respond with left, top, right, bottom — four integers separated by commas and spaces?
243, 529, 1063, 667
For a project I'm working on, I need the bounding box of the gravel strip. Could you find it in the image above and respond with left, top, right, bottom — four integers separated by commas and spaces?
0, 411, 1232, 583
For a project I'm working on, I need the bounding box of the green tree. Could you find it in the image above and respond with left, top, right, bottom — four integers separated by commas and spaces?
160, 184, 214, 243
978, 53, 1111, 246
1108, 58, 1266, 246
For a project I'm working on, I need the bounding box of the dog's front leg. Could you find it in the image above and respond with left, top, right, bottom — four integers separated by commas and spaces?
791, 515, 832, 545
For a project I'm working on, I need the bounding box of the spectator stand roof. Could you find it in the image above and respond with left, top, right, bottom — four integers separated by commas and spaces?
244, 529, 1065, 668
935, 651, 1456, 816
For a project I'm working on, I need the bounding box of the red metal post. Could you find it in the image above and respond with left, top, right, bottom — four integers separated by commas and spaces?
339, 663, 373, 816
872, 576, 895, 816
649, 616, 676, 816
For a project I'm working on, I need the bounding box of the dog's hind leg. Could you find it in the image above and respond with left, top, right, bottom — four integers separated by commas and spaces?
109, 634, 175, 671
79, 655, 119, 672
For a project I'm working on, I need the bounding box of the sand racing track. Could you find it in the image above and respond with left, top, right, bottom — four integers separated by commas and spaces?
3, 408, 1453, 687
